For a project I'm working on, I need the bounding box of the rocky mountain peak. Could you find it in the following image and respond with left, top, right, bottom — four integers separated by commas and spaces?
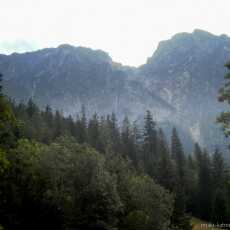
144, 29, 230, 76
56, 44, 112, 64
1, 29, 230, 153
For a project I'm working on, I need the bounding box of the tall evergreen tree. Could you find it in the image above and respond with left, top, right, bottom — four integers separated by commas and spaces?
142, 110, 158, 177
44, 105, 53, 127
194, 143, 202, 165
27, 98, 39, 118
170, 128, 191, 230
76, 105, 88, 143
157, 128, 176, 191
0, 73, 3, 97
132, 121, 142, 167
0, 74, 17, 149
171, 127, 186, 186
107, 113, 120, 153
218, 62, 230, 137
211, 149, 228, 223
88, 113, 103, 151
120, 116, 138, 165
196, 149, 212, 220
186, 153, 197, 214
54, 110, 63, 138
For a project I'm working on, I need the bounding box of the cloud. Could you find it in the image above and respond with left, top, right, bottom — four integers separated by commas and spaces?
0, 0, 230, 65
0, 40, 40, 55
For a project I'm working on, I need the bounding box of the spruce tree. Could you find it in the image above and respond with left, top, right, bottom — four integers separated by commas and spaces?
218, 62, 230, 137
0, 73, 17, 148
0, 73, 3, 97
107, 113, 120, 153
186, 154, 197, 213
194, 143, 202, 167
196, 149, 212, 220
88, 113, 103, 151
76, 105, 88, 143
27, 98, 39, 118
66, 115, 75, 137
54, 110, 63, 138
171, 127, 186, 186
143, 110, 158, 177
211, 149, 228, 223
157, 128, 176, 191
121, 116, 136, 162
170, 128, 191, 230
44, 105, 53, 127
132, 121, 142, 167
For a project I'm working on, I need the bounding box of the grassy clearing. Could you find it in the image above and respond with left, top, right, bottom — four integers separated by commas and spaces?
191, 217, 222, 230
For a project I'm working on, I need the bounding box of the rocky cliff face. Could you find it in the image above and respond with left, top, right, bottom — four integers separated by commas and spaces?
139, 30, 230, 150
1, 29, 230, 152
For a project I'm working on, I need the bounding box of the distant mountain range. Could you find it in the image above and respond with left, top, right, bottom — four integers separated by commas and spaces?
1, 29, 230, 154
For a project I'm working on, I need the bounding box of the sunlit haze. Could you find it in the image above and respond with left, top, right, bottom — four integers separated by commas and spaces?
0, 0, 229, 66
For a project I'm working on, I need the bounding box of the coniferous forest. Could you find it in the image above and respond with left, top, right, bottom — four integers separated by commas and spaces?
0, 70, 230, 230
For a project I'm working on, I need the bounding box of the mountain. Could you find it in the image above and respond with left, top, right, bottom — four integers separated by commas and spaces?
0, 44, 172, 120
0, 29, 230, 153
139, 29, 230, 151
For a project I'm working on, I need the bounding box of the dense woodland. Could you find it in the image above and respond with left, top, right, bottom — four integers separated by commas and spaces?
0, 71, 230, 230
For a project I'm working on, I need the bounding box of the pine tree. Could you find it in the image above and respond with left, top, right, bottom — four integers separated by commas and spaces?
196, 149, 212, 220
44, 105, 53, 127
171, 128, 186, 186
40, 105, 54, 143
157, 128, 176, 191
76, 105, 88, 143
211, 149, 228, 223
132, 121, 142, 167
186, 154, 197, 213
66, 115, 75, 137
194, 143, 202, 166
0, 73, 17, 149
88, 113, 103, 151
170, 128, 191, 230
54, 110, 63, 138
107, 113, 120, 153
172, 187, 191, 230
27, 98, 39, 118
142, 110, 158, 177
121, 116, 137, 163
217, 62, 230, 137
0, 73, 3, 97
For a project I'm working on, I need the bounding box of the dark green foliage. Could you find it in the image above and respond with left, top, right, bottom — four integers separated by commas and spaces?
39, 137, 122, 229
0, 74, 229, 229
217, 63, 230, 137
0, 136, 174, 230
157, 129, 176, 191
0, 73, 3, 97
170, 128, 192, 230
0, 74, 18, 149
143, 110, 158, 178
210, 149, 229, 223
196, 150, 212, 220
171, 128, 187, 187
121, 116, 138, 164
0, 89, 174, 229
2, 99, 228, 229
76, 105, 88, 144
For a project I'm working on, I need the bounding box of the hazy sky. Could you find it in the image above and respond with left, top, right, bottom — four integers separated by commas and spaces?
0, 0, 229, 66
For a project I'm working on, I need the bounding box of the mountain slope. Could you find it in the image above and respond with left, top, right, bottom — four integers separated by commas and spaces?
139, 29, 230, 150
0, 29, 229, 152
0, 44, 172, 120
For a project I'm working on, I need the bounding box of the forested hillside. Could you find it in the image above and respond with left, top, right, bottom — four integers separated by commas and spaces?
2, 30, 230, 154
0, 74, 229, 230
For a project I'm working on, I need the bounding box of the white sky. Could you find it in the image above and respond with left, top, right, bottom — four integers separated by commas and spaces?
0, 0, 229, 66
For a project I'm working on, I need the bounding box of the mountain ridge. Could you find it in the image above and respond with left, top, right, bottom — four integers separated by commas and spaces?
1, 29, 229, 153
